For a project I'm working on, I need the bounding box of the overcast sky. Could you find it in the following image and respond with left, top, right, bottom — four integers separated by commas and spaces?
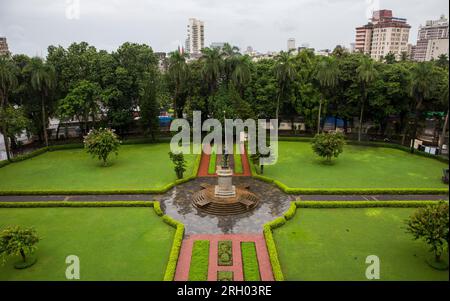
0, 0, 448, 56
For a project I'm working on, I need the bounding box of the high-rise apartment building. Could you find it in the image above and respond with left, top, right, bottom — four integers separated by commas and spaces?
355, 10, 410, 61
287, 38, 296, 51
185, 18, 204, 57
0, 37, 10, 56
413, 15, 449, 61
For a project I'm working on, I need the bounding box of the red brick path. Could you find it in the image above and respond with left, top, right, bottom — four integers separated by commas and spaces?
174, 234, 274, 281
196, 144, 252, 177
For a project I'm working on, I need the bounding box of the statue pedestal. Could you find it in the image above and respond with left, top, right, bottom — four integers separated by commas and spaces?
215, 167, 236, 198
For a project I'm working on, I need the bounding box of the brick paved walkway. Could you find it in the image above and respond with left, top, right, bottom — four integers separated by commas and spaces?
174, 234, 274, 281
197, 144, 252, 177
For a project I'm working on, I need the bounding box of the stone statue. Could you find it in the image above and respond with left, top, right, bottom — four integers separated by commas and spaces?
221, 146, 230, 169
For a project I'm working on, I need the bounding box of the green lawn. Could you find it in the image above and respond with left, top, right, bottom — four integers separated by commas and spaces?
263, 141, 447, 189
241, 242, 261, 281
208, 145, 217, 175
0, 143, 196, 192
233, 144, 243, 174
273, 208, 449, 281
0, 207, 175, 280
188, 240, 210, 281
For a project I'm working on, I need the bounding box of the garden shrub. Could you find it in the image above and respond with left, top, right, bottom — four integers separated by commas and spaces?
0, 201, 154, 208
84, 128, 121, 166
218, 240, 233, 266
295, 200, 447, 208
163, 216, 185, 281
311, 132, 346, 162
263, 223, 284, 281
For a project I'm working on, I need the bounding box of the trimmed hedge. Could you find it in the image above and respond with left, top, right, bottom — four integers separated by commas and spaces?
295, 200, 448, 208
263, 222, 284, 281
162, 214, 185, 281
283, 202, 297, 220
0, 201, 154, 208
153, 201, 164, 216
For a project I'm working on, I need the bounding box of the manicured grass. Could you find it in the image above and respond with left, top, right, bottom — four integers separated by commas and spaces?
0, 143, 196, 192
263, 141, 448, 189
241, 242, 261, 281
188, 240, 210, 281
273, 208, 449, 281
233, 144, 243, 174
218, 240, 233, 266
217, 270, 234, 281
208, 145, 217, 175
0, 207, 175, 280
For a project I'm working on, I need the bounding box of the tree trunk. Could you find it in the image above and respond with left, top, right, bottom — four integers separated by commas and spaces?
2, 129, 11, 161
358, 99, 365, 142
276, 86, 283, 121
439, 110, 449, 150
317, 98, 322, 134
411, 96, 423, 152
20, 248, 26, 262
41, 96, 49, 147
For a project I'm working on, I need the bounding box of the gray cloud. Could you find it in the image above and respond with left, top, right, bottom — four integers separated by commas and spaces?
0, 0, 448, 56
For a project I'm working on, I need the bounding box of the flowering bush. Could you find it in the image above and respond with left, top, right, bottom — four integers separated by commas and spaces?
84, 128, 121, 166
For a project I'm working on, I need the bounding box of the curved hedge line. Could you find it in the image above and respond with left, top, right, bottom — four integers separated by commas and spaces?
162, 214, 185, 281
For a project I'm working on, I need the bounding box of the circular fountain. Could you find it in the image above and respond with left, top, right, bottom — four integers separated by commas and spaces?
192, 150, 260, 215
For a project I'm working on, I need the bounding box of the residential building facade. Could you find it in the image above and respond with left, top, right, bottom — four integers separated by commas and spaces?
355, 10, 411, 61
413, 15, 449, 61
185, 18, 205, 57
287, 38, 296, 51
0, 37, 10, 56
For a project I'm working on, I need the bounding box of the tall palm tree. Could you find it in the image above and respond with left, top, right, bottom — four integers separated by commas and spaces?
409, 62, 435, 150
274, 51, 296, 121
201, 47, 223, 115
221, 43, 240, 83
314, 57, 339, 134
231, 55, 251, 97
167, 51, 189, 118
356, 57, 377, 141
0, 57, 18, 160
25, 57, 56, 147
439, 79, 449, 150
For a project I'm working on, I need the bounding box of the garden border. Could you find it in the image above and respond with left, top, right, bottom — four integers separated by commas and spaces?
0, 200, 185, 281
263, 200, 448, 281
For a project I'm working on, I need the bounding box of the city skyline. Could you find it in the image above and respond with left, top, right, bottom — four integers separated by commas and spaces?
0, 0, 448, 56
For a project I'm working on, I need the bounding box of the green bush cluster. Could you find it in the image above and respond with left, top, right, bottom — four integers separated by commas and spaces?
162, 214, 185, 281
217, 270, 234, 281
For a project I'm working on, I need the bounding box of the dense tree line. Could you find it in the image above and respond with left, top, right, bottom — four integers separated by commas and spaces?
0, 42, 448, 160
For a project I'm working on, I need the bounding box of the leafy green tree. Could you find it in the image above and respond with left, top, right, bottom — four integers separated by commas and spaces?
0, 226, 40, 268
84, 128, 121, 166
0, 106, 29, 158
231, 55, 252, 97
406, 202, 449, 266
311, 132, 345, 162
57, 80, 101, 134
24, 57, 56, 147
274, 51, 296, 121
139, 74, 160, 140
167, 51, 189, 117
168, 151, 186, 179
314, 56, 339, 133
436, 54, 449, 69
0, 56, 18, 160
356, 57, 378, 141
201, 47, 223, 116
383, 52, 396, 64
